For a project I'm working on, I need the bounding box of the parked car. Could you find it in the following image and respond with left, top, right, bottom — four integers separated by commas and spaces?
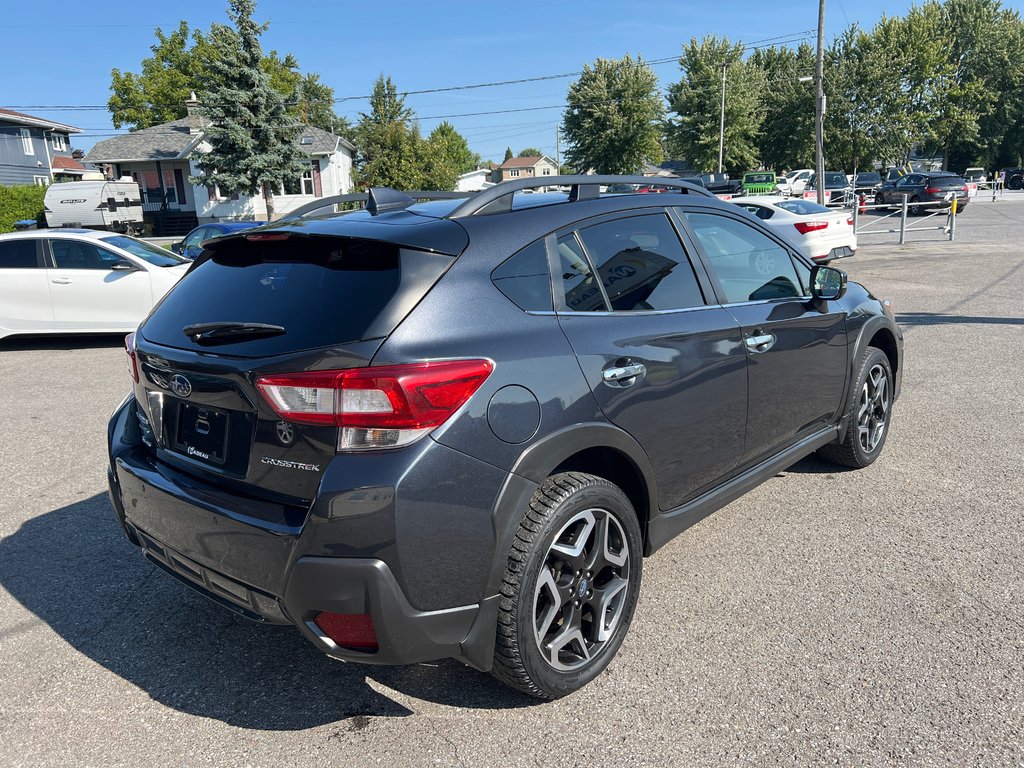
107, 176, 903, 700
741, 171, 777, 195
1001, 167, 1024, 190
731, 196, 856, 265
852, 172, 882, 196
803, 172, 853, 205
874, 172, 970, 214
174, 221, 264, 259
0, 229, 189, 340
699, 173, 743, 197
776, 168, 814, 197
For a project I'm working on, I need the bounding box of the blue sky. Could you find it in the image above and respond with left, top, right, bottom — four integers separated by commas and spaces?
1, 0, 974, 162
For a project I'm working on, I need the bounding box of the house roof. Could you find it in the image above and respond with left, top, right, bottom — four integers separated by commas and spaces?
0, 108, 81, 134
499, 155, 554, 169
52, 155, 87, 173
85, 115, 355, 163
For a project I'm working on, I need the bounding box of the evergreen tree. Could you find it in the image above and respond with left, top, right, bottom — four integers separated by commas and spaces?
193, 0, 305, 220
353, 76, 426, 190
562, 55, 663, 174
504, 147, 514, 162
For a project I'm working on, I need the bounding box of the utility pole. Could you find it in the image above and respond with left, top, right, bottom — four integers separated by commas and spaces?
717, 61, 727, 174
556, 127, 561, 170
815, 0, 826, 204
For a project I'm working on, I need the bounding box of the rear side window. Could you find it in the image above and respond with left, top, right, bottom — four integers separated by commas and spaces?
491, 239, 552, 311
575, 214, 704, 311
0, 240, 38, 268
140, 236, 453, 357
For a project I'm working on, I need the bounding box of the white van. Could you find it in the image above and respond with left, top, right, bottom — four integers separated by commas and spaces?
44, 179, 144, 233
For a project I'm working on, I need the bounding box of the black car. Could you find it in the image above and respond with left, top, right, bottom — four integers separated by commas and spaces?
699, 173, 743, 196
804, 172, 853, 205
853, 171, 882, 196
875, 172, 970, 214
1002, 167, 1024, 190
107, 176, 903, 699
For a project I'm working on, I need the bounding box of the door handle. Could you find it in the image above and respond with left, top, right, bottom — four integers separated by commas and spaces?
602, 363, 646, 385
51, 278, 73, 285
744, 333, 776, 353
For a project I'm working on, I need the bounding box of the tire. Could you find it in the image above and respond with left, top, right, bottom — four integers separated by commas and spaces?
818, 346, 893, 469
491, 472, 643, 699
1009, 174, 1023, 191
909, 195, 923, 216
874, 192, 886, 209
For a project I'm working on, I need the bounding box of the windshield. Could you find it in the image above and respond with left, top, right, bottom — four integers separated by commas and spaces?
744, 173, 774, 184
101, 235, 188, 267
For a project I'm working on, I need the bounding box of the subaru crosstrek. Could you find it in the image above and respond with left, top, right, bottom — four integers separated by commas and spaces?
107, 176, 903, 699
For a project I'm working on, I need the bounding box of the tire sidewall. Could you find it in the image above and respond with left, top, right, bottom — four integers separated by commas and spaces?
515, 482, 643, 698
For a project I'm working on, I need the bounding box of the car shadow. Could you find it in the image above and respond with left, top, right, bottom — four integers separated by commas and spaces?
0, 334, 127, 351
0, 493, 536, 730
897, 312, 1024, 328
781, 453, 855, 475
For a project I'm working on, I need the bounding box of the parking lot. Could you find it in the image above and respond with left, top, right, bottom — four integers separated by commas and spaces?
1, 197, 1022, 767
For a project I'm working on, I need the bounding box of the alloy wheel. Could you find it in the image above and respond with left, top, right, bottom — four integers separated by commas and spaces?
532, 508, 630, 672
753, 251, 776, 276
858, 363, 889, 453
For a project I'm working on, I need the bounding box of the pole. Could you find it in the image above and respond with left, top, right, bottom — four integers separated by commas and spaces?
556, 128, 561, 170
718, 61, 727, 174
815, 0, 826, 205
899, 196, 908, 245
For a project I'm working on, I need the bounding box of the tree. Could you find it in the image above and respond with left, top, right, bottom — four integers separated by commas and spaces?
751, 43, 816, 171
562, 54, 663, 174
504, 147, 514, 162
422, 122, 479, 190
517, 147, 543, 157
667, 37, 763, 173
193, 0, 305, 221
353, 75, 426, 190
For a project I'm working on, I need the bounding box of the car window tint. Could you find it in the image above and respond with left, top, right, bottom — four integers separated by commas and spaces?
558, 233, 608, 311
684, 213, 802, 304
50, 240, 124, 270
739, 204, 774, 220
576, 214, 704, 311
0, 240, 38, 268
776, 200, 830, 215
491, 239, 553, 311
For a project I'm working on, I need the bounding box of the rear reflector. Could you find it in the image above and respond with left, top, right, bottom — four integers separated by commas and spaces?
314, 612, 378, 652
794, 220, 829, 234
256, 359, 493, 450
125, 332, 138, 382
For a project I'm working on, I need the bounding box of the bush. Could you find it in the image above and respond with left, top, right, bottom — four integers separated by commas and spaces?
0, 185, 47, 233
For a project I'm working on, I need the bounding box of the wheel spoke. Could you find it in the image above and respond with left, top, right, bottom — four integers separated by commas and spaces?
591, 575, 628, 642
533, 568, 563, 644
543, 618, 590, 668
550, 510, 595, 563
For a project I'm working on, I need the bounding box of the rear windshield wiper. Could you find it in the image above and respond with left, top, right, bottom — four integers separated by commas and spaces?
183, 322, 286, 344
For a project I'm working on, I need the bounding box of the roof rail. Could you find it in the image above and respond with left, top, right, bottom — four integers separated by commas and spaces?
278, 189, 473, 221
446, 174, 715, 219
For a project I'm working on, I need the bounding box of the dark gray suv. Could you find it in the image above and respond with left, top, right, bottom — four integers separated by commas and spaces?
107, 176, 903, 699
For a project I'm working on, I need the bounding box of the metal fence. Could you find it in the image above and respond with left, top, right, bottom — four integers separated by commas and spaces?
851, 197, 959, 244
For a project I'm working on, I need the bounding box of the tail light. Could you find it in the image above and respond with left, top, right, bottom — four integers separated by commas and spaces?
256, 359, 493, 450
313, 612, 378, 652
961, 186, 968, 193
794, 220, 829, 235
925, 187, 941, 194
125, 332, 138, 382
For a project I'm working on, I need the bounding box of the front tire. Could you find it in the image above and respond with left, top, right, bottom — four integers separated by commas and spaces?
818, 346, 893, 468
491, 472, 643, 699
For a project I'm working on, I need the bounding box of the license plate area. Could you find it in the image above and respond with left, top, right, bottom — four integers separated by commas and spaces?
173, 403, 229, 466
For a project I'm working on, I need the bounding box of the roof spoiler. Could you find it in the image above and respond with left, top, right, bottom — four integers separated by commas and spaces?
278, 190, 473, 221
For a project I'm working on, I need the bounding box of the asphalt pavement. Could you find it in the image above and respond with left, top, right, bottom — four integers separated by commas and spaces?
1, 204, 1022, 767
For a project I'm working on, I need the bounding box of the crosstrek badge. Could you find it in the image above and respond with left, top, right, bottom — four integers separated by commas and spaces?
260, 456, 320, 472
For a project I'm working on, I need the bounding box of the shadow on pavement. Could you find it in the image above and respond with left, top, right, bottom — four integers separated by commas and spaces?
0, 334, 127, 351
897, 312, 1024, 327
0, 493, 536, 730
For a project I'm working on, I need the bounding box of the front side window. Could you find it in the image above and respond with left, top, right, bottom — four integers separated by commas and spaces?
684, 212, 802, 304
49, 240, 127, 270
567, 214, 705, 312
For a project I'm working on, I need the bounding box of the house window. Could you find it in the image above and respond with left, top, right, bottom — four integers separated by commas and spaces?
509, 169, 520, 178
542, 168, 551, 176
33, 176, 48, 187
301, 168, 315, 195
52, 134, 67, 152
20, 128, 34, 155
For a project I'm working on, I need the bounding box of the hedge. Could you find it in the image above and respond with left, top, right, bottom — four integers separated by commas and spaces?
0, 185, 47, 234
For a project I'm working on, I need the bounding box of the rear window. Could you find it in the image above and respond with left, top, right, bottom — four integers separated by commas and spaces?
856, 173, 881, 184
930, 175, 966, 188
776, 200, 830, 215
140, 235, 453, 357
824, 173, 848, 187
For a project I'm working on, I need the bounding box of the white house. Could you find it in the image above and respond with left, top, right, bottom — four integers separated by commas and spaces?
83, 97, 355, 235
455, 168, 493, 192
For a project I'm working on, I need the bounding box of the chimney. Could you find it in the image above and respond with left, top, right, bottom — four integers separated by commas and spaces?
184, 92, 204, 134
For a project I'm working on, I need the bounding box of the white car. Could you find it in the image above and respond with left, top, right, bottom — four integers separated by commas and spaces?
776, 168, 814, 196
730, 196, 856, 266
0, 228, 189, 340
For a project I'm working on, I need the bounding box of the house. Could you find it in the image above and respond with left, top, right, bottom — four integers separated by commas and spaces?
491, 155, 559, 184
455, 168, 493, 192
0, 108, 87, 186
83, 96, 355, 235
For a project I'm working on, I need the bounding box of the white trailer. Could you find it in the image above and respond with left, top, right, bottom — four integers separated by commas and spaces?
44, 179, 144, 233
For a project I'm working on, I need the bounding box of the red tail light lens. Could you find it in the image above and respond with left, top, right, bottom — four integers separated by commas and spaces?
794, 220, 829, 235
125, 332, 138, 382
925, 187, 941, 194
256, 359, 493, 450
313, 612, 378, 652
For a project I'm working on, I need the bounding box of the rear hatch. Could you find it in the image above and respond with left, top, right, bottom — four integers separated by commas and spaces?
927, 175, 969, 201
131, 224, 463, 507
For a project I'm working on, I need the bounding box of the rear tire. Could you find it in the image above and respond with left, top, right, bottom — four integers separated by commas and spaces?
818, 346, 893, 469
909, 195, 923, 216
491, 472, 643, 699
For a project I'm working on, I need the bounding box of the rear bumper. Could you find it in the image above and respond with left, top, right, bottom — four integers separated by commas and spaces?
107, 396, 507, 670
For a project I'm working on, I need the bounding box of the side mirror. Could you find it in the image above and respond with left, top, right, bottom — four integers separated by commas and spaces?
811, 265, 847, 301
171, 241, 183, 254
110, 260, 138, 272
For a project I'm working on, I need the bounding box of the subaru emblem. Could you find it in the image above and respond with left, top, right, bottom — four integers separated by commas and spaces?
170, 374, 192, 398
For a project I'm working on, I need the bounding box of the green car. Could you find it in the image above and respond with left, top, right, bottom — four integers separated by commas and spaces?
742, 171, 777, 195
